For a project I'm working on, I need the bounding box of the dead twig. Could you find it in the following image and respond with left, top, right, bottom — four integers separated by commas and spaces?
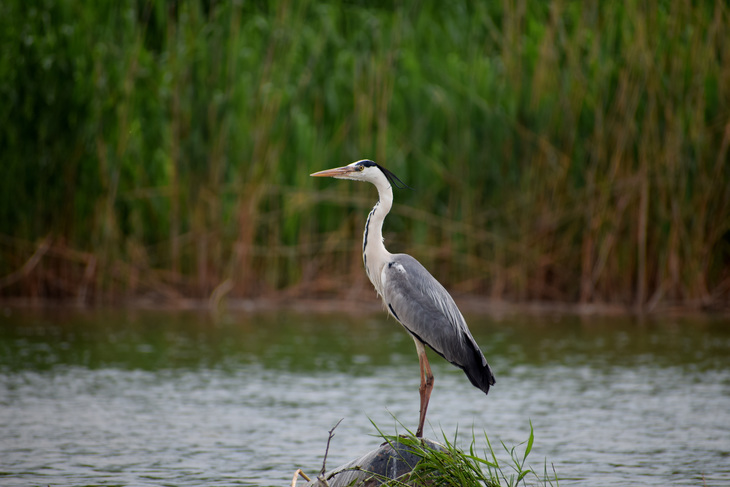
290, 468, 311, 487
290, 419, 343, 487
317, 418, 344, 486
0, 235, 51, 289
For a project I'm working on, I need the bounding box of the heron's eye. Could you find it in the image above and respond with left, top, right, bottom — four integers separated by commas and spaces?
357, 165, 365, 171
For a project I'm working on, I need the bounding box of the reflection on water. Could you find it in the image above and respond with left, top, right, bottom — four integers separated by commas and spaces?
1, 307, 729, 486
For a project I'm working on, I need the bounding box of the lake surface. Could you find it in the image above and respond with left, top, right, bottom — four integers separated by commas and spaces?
1, 306, 729, 486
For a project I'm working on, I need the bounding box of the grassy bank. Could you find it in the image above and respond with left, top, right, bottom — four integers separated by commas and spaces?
1, 1, 728, 308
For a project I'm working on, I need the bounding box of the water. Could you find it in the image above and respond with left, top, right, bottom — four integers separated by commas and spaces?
1, 307, 729, 486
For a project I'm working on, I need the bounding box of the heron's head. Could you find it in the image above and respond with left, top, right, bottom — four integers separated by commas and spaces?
310, 159, 409, 189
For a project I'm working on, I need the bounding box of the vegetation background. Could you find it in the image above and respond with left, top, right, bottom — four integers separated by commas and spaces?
1, 0, 728, 310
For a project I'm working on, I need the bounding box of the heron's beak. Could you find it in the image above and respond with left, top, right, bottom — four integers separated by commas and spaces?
310, 166, 357, 178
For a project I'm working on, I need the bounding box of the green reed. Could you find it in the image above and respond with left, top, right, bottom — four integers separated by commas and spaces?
1, 1, 728, 307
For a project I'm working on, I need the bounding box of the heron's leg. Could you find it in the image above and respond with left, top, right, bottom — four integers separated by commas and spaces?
414, 340, 434, 438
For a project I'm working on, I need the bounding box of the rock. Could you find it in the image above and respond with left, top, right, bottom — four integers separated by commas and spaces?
303, 437, 443, 487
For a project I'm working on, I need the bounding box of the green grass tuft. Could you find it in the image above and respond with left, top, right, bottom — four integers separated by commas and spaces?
371, 421, 557, 487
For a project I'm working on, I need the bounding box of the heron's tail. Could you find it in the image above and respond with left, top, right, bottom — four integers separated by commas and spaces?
462, 343, 495, 395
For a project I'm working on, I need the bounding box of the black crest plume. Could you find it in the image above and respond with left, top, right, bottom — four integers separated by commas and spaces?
361, 160, 413, 190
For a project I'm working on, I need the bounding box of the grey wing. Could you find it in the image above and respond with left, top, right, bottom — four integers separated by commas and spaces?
381, 254, 495, 394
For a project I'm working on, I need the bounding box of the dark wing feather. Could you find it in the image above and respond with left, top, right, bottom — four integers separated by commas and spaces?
381, 254, 495, 394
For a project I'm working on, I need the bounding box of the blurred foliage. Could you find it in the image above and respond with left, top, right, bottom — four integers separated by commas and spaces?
0, 0, 728, 308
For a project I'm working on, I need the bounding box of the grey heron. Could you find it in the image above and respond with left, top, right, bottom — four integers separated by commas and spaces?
311, 159, 495, 438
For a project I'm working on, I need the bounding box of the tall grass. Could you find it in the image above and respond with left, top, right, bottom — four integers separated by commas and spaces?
1, 0, 728, 308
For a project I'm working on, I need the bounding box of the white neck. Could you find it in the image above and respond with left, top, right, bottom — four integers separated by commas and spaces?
362, 177, 394, 296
